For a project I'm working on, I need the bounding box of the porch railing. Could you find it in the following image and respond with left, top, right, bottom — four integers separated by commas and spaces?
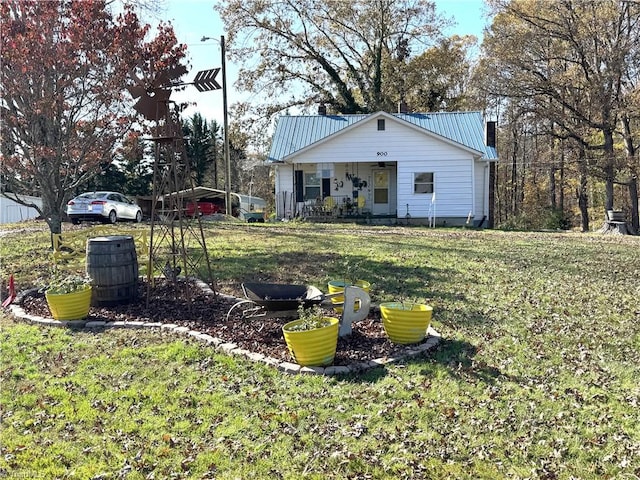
300, 195, 369, 218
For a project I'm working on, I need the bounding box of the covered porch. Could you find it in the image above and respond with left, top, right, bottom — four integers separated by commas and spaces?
284, 161, 399, 220
299, 194, 370, 220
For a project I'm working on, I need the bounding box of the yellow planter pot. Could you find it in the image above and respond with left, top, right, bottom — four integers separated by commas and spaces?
282, 317, 339, 367
45, 286, 92, 321
380, 302, 433, 345
328, 280, 371, 313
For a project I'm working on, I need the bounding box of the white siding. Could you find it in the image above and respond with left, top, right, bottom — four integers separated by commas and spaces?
292, 116, 470, 164
0, 195, 42, 224
398, 158, 473, 218
275, 116, 481, 219
275, 164, 295, 218
474, 160, 490, 221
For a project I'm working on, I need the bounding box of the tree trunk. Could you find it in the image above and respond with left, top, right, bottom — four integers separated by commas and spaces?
212, 148, 218, 189
603, 128, 616, 212
45, 211, 63, 250
519, 137, 526, 213
39, 186, 63, 247
489, 161, 496, 228
497, 162, 505, 225
559, 143, 565, 213
549, 133, 556, 209
629, 177, 639, 235
577, 147, 589, 232
621, 115, 639, 234
511, 130, 518, 217
549, 167, 556, 209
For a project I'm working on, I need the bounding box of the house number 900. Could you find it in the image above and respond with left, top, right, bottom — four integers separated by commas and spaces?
377, 152, 388, 156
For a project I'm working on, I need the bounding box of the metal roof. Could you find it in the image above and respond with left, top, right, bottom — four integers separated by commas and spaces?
161, 187, 265, 204
267, 111, 498, 162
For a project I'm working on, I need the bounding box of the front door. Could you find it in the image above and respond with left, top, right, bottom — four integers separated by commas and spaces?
372, 170, 390, 215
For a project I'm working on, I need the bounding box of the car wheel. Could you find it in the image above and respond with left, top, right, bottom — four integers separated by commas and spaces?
71, 218, 80, 225
135, 211, 142, 223
108, 210, 117, 224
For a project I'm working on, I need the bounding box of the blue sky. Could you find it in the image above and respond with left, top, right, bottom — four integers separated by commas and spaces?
160, 0, 491, 124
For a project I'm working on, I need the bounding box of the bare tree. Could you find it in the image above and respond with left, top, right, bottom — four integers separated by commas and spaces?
216, 0, 451, 118
480, 0, 640, 229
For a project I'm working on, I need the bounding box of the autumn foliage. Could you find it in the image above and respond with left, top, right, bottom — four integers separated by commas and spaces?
0, 0, 187, 234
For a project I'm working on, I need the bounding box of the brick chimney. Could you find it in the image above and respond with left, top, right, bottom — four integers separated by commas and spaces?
485, 121, 496, 148
318, 103, 327, 115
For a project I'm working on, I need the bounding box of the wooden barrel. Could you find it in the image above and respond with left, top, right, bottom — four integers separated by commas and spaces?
86, 235, 138, 306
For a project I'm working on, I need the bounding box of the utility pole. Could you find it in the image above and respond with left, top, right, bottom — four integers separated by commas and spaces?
201, 35, 232, 216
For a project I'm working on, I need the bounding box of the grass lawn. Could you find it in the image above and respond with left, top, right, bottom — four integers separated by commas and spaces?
1, 221, 639, 479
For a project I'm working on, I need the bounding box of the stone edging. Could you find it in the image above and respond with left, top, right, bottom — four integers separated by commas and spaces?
7, 278, 442, 376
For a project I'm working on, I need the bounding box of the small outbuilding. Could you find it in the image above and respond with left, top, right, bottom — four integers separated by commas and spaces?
0, 194, 43, 224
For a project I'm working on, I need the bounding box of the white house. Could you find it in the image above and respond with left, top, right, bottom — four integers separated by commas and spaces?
267, 110, 498, 226
0, 194, 43, 224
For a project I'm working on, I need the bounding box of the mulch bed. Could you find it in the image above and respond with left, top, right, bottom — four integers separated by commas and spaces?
18, 279, 418, 367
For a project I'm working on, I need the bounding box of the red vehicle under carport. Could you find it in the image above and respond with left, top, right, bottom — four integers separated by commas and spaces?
185, 201, 222, 217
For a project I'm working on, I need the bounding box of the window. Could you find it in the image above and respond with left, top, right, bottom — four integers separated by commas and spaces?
377, 119, 385, 131
414, 172, 434, 194
304, 172, 321, 200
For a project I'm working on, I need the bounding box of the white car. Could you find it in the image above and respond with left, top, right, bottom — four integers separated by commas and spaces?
67, 191, 143, 225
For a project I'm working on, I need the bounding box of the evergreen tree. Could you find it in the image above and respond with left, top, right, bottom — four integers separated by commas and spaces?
183, 113, 212, 187
121, 132, 153, 196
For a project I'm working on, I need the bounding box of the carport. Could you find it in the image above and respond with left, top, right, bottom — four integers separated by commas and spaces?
162, 187, 266, 222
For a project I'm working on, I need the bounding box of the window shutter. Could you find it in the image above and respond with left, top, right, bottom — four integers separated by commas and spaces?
295, 170, 304, 202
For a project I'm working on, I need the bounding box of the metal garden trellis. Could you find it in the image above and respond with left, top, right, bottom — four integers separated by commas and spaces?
128, 63, 222, 303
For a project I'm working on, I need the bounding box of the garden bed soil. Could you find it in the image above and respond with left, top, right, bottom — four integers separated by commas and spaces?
18, 279, 419, 367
